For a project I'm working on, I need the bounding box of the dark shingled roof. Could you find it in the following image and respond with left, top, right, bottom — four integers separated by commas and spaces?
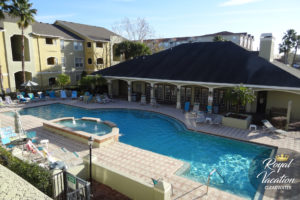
32, 22, 82, 40
94, 42, 300, 89
55, 20, 119, 41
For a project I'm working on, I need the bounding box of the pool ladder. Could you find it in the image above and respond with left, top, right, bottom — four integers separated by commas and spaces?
206, 168, 225, 193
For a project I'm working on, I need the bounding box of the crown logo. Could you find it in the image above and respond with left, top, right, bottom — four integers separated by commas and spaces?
276, 154, 289, 162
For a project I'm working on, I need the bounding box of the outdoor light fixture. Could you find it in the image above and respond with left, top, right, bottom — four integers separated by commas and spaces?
88, 136, 94, 186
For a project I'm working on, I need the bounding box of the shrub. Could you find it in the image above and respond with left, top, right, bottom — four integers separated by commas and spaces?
0, 146, 52, 196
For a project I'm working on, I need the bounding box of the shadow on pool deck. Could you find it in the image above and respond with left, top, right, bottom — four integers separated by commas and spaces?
91, 180, 131, 200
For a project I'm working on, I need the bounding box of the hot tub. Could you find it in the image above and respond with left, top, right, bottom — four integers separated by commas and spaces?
43, 117, 119, 147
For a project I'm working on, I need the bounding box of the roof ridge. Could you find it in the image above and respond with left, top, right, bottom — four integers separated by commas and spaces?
56, 20, 108, 30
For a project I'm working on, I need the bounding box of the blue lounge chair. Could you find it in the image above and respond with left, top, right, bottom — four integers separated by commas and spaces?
17, 94, 30, 103
87, 94, 93, 103
207, 105, 212, 113
49, 91, 56, 100
71, 91, 78, 99
60, 90, 67, 99
184, 101, 190, 112
28, 93, 39, 102
37, 92, 46, 101
95, 95, 104, 104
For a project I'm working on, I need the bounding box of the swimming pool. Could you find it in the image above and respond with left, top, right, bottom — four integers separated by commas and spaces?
10, 104, 274, 199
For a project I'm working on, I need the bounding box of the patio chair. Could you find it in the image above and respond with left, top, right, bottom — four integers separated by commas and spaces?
190, 102, 200, 116
17, 94, 30, 103
140, 95, 146, 105
212, 116, 222, 126
196, 111, 206, 123
5, 96, 13, 105
37, 92, 46, 101
103, 94, 113, 103
84, 94, 93, 104
184, 101, 190, 113
150, 97, 158, 107
95, 95, 105, 104
60, 90, 67, 100
0, 97, 5, 107
261, 120, 287, 134
28, 93, 39, 102
71, 91, 78, 99
49, 91, 56, 100
207, 105, 212, 113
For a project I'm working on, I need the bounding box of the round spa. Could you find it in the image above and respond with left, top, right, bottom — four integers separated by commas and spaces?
43, 117, 119, 147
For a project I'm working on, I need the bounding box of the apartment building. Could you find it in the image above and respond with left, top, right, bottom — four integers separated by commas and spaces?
0, 15, 123, 92
144, 31, 254, 52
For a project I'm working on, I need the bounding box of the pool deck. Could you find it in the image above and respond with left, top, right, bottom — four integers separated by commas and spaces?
1, 99, 299, 200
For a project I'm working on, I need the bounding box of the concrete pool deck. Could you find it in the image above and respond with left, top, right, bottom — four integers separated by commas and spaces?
0, 99, 299, 200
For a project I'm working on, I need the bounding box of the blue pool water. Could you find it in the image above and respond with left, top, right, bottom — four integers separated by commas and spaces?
8, 104, 274, 199
56, 119, 112, 136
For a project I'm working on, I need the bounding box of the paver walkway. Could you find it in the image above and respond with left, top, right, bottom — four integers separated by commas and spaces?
0, 99, 299, 200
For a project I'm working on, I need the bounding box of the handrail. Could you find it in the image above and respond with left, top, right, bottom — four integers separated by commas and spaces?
206, 168, 225, 193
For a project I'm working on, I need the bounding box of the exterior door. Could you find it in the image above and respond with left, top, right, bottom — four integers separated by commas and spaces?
256, 91, 267, 113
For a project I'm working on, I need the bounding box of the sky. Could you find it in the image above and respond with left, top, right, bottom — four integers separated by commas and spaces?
32, 0, 300, 54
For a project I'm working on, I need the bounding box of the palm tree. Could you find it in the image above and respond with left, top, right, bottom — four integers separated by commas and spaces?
279, 29, 297, 64
9, 0, 36, 83
0, 0, 9, 19
292, 35, 300, 66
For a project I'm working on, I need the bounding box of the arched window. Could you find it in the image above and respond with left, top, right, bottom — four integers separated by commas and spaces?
88, 58, 92, 64
97, 58, 103, 64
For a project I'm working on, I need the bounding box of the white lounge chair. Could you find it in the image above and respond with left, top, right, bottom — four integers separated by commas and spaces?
262, 120, 287, 134
191, 102, 200, 116
5, 96, 13, 105
140, 95, 146, 105
150, 97, 158, 107
0, 97, 5, 107
196, 111, 206, 123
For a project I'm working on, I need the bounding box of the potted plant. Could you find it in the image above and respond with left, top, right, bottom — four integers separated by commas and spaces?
222, 85, 256, 129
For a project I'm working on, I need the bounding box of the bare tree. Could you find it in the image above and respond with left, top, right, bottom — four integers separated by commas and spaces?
112, 17, 154, 42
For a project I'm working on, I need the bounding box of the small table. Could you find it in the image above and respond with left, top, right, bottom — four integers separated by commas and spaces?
249, 124, 257, 131
205, 117, 212, 124
40, 139, 49, 150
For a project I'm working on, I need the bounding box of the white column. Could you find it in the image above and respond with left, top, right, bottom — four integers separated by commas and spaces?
176, 85, 181, 109
150, 83, 155, 104
127, 81, 132, 102
207, 88, 214, 113
107, 80, 112, 98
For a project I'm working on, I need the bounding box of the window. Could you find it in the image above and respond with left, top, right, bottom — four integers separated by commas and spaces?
49, 77, 56, 86
97, 58, 103, 64
11, 35, 30, 61
75, 58, 84, 68
60, 40, 64, 49
88, 58, 92, 64
46, 38, 54, 45
87, 42, 92, 48
96, 42, 103, 48
74, 41, 83, 50
76, 74, 81, 81
61, 57, 65, 66
47, 57, 57, 65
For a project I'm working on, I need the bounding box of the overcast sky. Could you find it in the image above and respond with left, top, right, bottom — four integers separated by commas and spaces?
32, 0, 300, 54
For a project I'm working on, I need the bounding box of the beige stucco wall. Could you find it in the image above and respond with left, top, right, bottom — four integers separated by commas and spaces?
2, 21, 36, 91
266, 91, 300, 120
0, 31, 10, 90
61, 39, 84, 85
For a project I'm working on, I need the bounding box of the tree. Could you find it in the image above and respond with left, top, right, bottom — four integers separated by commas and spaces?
56, 74, 70, 89
9, 0, 36, 83
115, 41, 151, 60
213, 35, 226, 42
112, 17, 154, 42
79, 74, 107, 93
292, 35, 300, 65
0, 0, 9, 19
225, 85, 256, 113
279, 29, 297, 64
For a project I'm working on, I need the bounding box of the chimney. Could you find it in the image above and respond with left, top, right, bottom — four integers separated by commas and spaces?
259, 33, 275, 62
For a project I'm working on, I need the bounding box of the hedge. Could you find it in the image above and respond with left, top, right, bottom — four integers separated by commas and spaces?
0, 146, 52, 197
